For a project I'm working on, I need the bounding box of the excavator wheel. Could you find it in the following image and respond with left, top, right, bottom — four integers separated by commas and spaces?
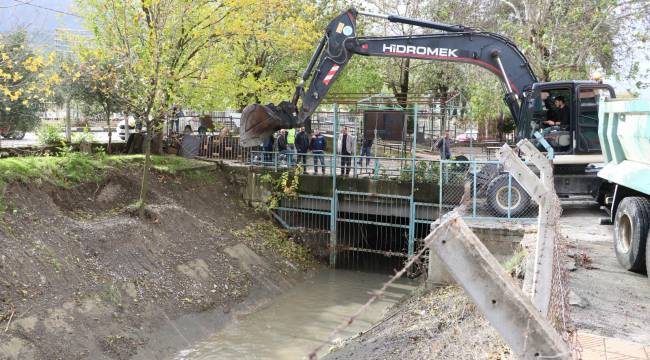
486, 174, 532, 217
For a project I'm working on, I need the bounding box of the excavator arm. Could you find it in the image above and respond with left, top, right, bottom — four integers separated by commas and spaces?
240, 8, 537, 147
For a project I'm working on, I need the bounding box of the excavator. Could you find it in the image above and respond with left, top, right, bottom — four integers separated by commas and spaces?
239, 8, 615, 217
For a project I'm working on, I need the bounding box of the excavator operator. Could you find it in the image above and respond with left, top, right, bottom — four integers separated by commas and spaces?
543, 96, 569, 129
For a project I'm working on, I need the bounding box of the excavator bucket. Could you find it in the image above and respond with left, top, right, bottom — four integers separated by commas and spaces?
239, 102, 297, 147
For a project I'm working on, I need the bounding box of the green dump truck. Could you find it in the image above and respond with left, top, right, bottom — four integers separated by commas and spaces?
598, 98, 650, 276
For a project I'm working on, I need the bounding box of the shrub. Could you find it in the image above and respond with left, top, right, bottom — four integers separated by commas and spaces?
37, 123, 64, 146
72, 127, 95, 144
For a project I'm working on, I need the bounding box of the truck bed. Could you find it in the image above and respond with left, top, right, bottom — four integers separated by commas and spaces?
598, 98, 650, 195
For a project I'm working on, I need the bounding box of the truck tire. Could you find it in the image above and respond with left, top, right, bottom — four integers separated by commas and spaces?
647, 231, 650, 279
614, 197, 650, 273
486, 174, 532, 217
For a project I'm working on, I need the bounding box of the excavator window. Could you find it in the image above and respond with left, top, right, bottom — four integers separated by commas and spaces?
576, 87, 613, 153
527, 89, 572, 153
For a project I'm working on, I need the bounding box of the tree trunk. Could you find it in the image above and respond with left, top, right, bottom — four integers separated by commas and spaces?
485, 119, 489, 139
106, 106, 112, 154
393, 58, 410, 110
138, 125, 152, 219
65, 98, 72, 143
438, 86, 449, 137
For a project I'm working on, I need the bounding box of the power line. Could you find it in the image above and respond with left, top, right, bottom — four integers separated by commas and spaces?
0, 0, 32, 9
10, 0, 82, 18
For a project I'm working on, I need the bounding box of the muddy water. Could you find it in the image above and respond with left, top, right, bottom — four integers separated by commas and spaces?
175, 270, 416, 360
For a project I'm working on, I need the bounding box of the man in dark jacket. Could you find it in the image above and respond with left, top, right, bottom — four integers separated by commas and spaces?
295, 127, 310, 173
277, 130, 292, 166
436, 131, 452, 160
262, 133, 274, 163
358, 135, 373, 172
310, 129, 327, 174
544, 95, 569, 129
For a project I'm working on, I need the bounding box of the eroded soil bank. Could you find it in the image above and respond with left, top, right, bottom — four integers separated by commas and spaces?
323, 285, 511, 360
0, 162, 317, 360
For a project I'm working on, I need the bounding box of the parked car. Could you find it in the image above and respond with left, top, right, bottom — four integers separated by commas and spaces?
455, 130, 478, 143
0, 125, 26, 140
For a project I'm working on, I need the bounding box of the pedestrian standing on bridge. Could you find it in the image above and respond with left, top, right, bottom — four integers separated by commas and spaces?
358, 134, 373, 172
310, 129, 326, 174
287, 127, 296, 166
262, 133, 275, 164
278, 129, 293, 166
436, 130, 452, 160
338, 127, 355, 176
295, 127, 309, 173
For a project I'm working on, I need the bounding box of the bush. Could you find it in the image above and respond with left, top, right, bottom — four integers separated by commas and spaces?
37, 123, 64, 146
72, 127, 95, 144
399, 160, 440, 183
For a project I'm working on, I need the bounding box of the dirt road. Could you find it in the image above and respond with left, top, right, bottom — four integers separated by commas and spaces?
562, 204, 650, 344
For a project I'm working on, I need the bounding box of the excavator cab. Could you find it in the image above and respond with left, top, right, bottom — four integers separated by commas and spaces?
521, 81, 614, 156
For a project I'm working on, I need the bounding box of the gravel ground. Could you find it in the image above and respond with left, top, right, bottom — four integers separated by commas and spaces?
562, 203, 650, 344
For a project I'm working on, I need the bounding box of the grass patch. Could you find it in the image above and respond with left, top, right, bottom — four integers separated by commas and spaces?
502, 248, 528, 273
0, 153, 212, 189
182, 168, 218, 184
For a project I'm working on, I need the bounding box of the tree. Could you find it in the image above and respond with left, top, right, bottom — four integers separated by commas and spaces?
51, 57, 82, 143
72, 54, 123, 153
363, 0, 432, 109
466, 77, 508, 138
78, 0, 233, 218
477, 0, 650, 82
0, 31, 57, 137
182, 0, 324, 112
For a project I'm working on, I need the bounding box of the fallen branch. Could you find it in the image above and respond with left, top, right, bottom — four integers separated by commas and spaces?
5, 309, 15, 332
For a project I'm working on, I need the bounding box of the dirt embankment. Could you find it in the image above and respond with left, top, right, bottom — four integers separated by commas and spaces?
324, 285, 510, 360
0, 164, 315, 360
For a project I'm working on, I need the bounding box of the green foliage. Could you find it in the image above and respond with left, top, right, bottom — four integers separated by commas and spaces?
0, 154, 206, 190
0, 30, 53, 133
72, 127, 95, 144
182, 169, 217, 184
502, 248, 528, 277
260, 166, 301, 209
37, 123, 64, 146
329, 57, 385, 95
466, 79, 508, 127
399, 161, 440, 183
0, 153, 98, 189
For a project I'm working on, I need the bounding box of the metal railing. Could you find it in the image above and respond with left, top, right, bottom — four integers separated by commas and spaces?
196, 102, 537, 267
196, 135, 255, 162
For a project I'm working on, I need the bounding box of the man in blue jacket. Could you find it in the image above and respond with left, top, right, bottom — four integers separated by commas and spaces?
310, 129, 327, 174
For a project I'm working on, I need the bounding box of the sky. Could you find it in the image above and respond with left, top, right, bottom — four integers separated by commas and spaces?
0, 0, 83, 49
0, 0, 648, 97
